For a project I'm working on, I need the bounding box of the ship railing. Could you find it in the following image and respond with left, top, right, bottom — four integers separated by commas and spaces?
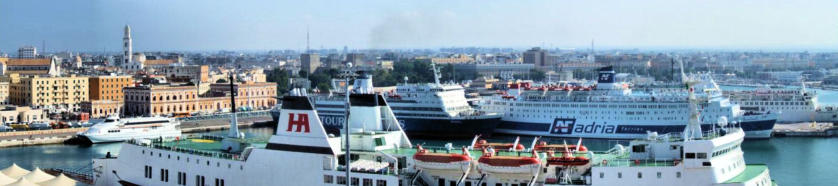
128, 138, 247, 161
336, 165, 397, 176
593, 159, 678, 167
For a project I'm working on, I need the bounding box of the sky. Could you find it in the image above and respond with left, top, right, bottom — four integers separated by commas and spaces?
1, 0, 837, 53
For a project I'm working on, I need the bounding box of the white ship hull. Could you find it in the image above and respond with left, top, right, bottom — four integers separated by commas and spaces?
81, 129, 182, 143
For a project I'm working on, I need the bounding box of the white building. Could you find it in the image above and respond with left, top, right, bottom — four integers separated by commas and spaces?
17, 46, 37, 59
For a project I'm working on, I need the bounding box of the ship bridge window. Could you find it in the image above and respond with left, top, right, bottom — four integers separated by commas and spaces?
374, 137, 385, 147
685, 153, 696, 159
324, 175, 334, 184
376, 179, 387, 186
632, 145, 646, 153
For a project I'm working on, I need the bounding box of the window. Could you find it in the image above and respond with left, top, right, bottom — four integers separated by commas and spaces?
657, 172, 662, 179
337, 176, 347, 185
215, 178, 225, 186
177, 172, 187, 185
600, 172, 604, 178
685, 153, 696, 159
352, 177, 359, 186
144, 166, 152, 179
363, 178, 373, 186
637, 172, 642, 179
676, 172, 682, 178
618, 172, 622, 178
195, 175, 205, 186
324, 175, 333, 184
160, 169, 169, 182
697, 153, 707, 159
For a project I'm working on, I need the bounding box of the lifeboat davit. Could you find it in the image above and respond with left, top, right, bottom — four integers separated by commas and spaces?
477, 148, 541, 174
473, 139, 525, 151
413, 145, 472, 171
534, 141, 588, 152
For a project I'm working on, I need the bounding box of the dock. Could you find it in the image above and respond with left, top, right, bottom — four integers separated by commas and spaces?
772, 122, 838, 137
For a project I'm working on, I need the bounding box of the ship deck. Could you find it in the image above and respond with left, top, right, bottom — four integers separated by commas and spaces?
137, 135, 270, 161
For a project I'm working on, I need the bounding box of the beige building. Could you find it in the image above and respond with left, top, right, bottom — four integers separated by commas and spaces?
0, 82, 8, 105
123, 82, 277, 117
0, 106, 47, 124
80, 100, 123, 118
3, 57, 61, 76
158, 65, 210, 83
89, 75, 134, 101
9, 75, 89, 111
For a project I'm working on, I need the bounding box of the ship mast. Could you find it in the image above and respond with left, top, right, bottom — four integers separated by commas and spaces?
221, 70, 245, 152
431, 63, 441, 85
341, 62, 355, 183
679, 58, 703, 140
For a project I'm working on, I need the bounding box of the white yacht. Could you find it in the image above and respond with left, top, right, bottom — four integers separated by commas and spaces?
78, 116, 181, 144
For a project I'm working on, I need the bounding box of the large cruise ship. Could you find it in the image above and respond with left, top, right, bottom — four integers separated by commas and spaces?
78, 116, 182, 144
723, 84, 838, 123
481, 66, 777, 139
92, 79, 775, 186
309, 68, 501, 138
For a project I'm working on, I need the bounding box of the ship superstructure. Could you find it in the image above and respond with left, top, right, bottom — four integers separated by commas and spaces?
311, 65, 501, 137
724, 84, 838, 123
481, 67, 777, 139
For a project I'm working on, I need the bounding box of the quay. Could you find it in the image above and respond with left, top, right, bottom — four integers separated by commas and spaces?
773, 122, 838, 137
0, 111, 273, 148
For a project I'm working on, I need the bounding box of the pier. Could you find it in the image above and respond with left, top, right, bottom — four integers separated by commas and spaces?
773, 122, 838, 137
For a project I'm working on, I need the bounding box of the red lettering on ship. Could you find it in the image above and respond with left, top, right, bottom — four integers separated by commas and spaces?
286, 113, 310, 133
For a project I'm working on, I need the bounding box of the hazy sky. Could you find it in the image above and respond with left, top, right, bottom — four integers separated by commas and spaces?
1, 0, 837, 53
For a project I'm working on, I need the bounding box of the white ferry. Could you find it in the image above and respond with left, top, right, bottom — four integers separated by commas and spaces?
723, 84, 838, 123
481, 67, 777, 139
92, 81, 776, 185
311, 68, 501, 138
78, 116, 181, 144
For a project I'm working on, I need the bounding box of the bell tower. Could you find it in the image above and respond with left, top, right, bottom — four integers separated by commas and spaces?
123, 25, 132, 65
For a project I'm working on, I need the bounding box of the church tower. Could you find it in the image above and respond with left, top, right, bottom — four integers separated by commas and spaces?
123, 25, 132, 65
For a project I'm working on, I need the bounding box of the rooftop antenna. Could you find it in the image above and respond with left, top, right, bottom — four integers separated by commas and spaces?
306, 26, 310, 53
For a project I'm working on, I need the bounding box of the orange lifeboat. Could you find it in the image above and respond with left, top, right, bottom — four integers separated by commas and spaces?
477, 148, 541, 174
546, 151, 590, 166
473, 139, 525, 151
413, 145, 472, 171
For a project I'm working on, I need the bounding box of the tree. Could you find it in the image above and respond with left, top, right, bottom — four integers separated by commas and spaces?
266, 68, 291, 94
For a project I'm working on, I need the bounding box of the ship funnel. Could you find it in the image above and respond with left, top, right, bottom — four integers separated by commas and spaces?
597, 66, 615, 84
353, 71, 374, 94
